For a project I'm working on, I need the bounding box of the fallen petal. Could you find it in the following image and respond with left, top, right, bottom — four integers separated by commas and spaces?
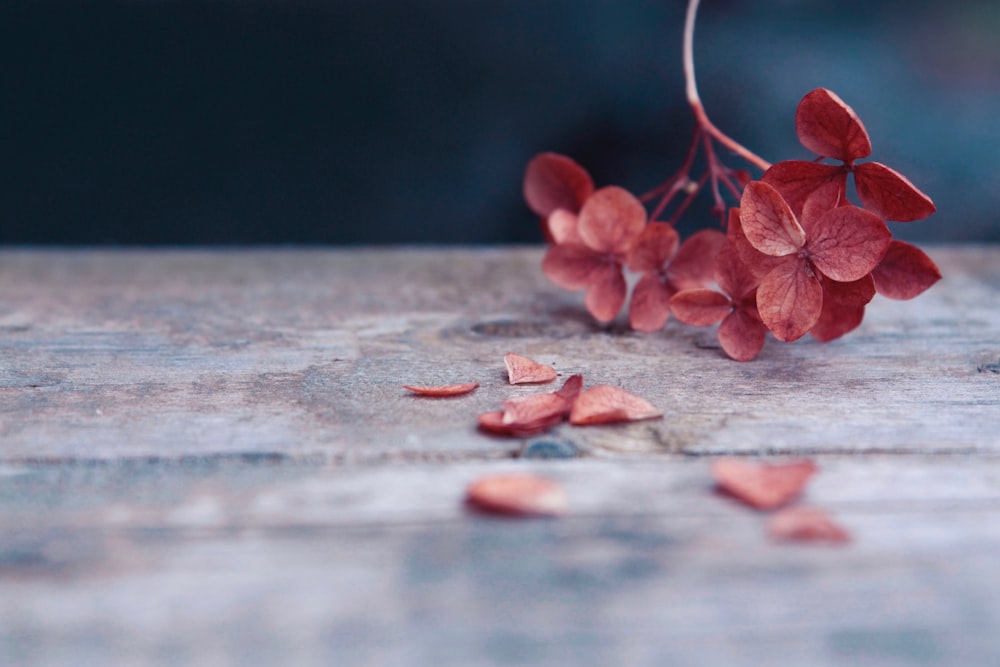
504, 353, 558, 385
478, 410, 562, 437
767, 506, 851, 544
712, 458, 817, 510
569, 385, 662, 425
502, 392, 569, 427
466, 473, 568, 517
402, 382, 479, 397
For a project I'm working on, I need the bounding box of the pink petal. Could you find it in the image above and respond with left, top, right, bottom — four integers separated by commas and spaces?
853, 161, 937, 222
726, 208, 786, 282
799, 178, 846, 234
810, 275, 876, 343
756, 257, 824, 342
628, 273, 675, 332
478, 410, 560, 437
714, 239, 761, 301
762, 160, 847, 217
712, 458, 818, 510
584, 263, 628, 322
739, 181, 806, 256
554, 373, 584, 404
668, 228, 727, 290
546, 209, 582, 245
806, 205, 891, 282
541, 243, 605, 290
577, 186, 647, 255
403, 382, 479, 397
569, 385, 662, 425
718, 307, 767, 362
669, 289, 731, 326
466, 474, 568, 517
872, 240, 942, 300
502, 392, 570, 427
523, 152, 594, 217
795, 88, 872, 162
767, 506, 851, 544
504, 353, 558, 385
625, 222, 679, 274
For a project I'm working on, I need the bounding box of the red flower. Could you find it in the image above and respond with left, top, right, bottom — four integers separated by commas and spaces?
670, 236, 769, 361
541, 186, 647, 322
626, 223, 725, 332
523, 152, 594, 243
762, 88, 936, 223
739, 181, 891, 342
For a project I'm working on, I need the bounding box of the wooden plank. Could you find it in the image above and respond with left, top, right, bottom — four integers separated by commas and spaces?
1, 247, 998, 665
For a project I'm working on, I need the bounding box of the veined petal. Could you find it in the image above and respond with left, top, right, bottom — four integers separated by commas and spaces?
795, 88, 872, 162
715, 239, 761, 301
569, 385, 661, 425
872, 240, 942, 300
628, 273, 675, 332
726, 208, 785, 282
853, 161, 937, 222
762, 160, 846, 217
807, 205, 891, 282
668, 228, 726, 290
756, 258, 823, 342
523, 152, 594, 217
626, 222, 679, 274
810, 275, 876, 343
578, 186, 647, 255
740, 181, 806, 256
584, 263, 627, 322
718, 307, 767, 362
669, 289, 731, 326
541, 243, 605, 290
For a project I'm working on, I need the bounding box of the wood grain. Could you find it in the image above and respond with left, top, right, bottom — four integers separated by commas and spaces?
1, 246, 998, 666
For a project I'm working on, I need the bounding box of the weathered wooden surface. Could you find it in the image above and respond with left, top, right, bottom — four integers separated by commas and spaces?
1, 247, 999, 666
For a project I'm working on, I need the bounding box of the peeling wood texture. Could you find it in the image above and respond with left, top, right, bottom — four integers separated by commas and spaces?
1, 246, 998, 666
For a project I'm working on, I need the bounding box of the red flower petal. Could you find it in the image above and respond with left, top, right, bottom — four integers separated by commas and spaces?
669, 289, 731, 326
810, 275, 876, 343
554, 373, 584, 404
402, 382, 479, 397
756, 257, 823, 342
625, 222, 679, 274
478, 410, 559, 437
806, 205, 891, 282
767, 506, 851, 544
712, 458, 818, 510
584, 263, 628, 322
668, 229, 727, 290
715, 239, 760, 301
628, 273, 675, 332
795, 88, 872, 162
523, 152, 594, 218
504, 353, 557, 385
541, 243, 605, 290
577, 186, 647, 255
739, 181, 806, 256
872, 240, 942, 300
853, 161, 937, 222
761, 160, 846, 217
718, 307, 767, 362
466, 474, 568, 517
546, 209, 582, 245
726, 208, 785, 282
502, 392, 569, 427
569, 385, 662, 425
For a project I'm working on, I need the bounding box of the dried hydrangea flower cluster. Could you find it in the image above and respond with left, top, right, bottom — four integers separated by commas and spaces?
522, 0, 939, 362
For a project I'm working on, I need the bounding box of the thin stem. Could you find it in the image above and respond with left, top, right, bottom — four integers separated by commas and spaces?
682, 0, 772, 172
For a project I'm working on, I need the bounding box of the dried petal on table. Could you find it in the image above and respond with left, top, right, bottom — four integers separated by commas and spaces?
569, 385, 662, 425
466, 473, 568, 517
402, 382, 479, 397
478, 374, 584, 437
712, 458, 817, 510
504, 352, 558, 385
767, 506, 851, 544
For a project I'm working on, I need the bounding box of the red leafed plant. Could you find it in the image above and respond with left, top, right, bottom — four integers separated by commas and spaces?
522, 0, 940, 361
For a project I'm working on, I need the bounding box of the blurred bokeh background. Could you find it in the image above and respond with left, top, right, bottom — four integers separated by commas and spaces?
1, 0, 997, 245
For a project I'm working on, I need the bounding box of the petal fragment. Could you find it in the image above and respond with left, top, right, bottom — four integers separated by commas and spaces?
767, 506, 851, 544
504, 353, 557, 385
466, 474, 568, 517
569, 385, 661, 425
712, 458, 818, 510
403, 382, 479, 397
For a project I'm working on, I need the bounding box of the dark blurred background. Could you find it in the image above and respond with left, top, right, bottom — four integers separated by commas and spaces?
1, 0, 997, 245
